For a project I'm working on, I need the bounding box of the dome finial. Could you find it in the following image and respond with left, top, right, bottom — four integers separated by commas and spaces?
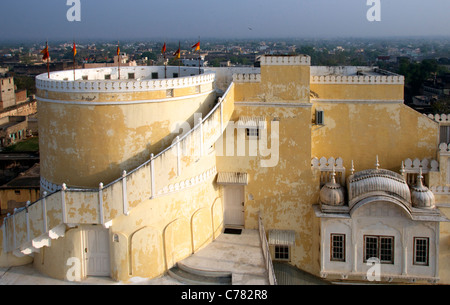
411, 166, 435, 209
375, 155, 380, 170
330, 165, 337, 184
417, 167, 424, 187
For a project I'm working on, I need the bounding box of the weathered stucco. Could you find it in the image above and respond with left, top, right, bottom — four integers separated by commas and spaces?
2, 60, 449, 284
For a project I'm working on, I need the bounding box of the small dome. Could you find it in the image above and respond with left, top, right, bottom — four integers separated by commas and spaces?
319, 170, 346, 206
411, 170, 435, 209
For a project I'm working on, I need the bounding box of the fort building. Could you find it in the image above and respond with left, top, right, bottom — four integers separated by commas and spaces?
0, 55, 449, 284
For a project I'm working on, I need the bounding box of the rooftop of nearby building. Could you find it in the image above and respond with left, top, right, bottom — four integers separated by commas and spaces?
310, 66, 401, 77
38, 66, 206, 82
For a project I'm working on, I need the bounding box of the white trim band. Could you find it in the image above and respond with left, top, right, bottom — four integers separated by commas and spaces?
36, 89, 216, 106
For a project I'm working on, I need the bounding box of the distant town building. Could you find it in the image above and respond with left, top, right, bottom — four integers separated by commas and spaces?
0, 163, 40, 221
423, 73, 450, 97
83, 52, 137, 69
182, 55, 208, 67
0, 116, 28, 147
0, 77, 16, 109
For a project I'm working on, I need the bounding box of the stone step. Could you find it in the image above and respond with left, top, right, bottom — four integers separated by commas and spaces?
168, 263, 232, 285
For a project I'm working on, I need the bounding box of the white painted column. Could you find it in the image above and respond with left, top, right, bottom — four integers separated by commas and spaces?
435, 222, 440, 278
198, 117, 204, 157
403, 246, 408, 275
122, 171, 129, 216
150, 153, 155, 199
402, 228, 408, 276
2, 216, 7, 252
26, 201, 31, 242
61, 183, 67, 223
219, 98, 224, 132
320, 221, 325, 274
13, 209, 16, 250
352, 226, 358, 273
176, 136, 181, 177
42, 191, 48, 233
99, 183, 104, 225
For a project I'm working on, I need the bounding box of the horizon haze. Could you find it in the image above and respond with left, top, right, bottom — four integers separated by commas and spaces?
0, 0, 449, 43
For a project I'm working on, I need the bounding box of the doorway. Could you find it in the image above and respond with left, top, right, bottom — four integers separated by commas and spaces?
83, 226, 111, 277
223, 185, 245, 227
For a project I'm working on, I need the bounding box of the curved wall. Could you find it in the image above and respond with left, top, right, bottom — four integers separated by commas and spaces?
36, 67, 217, 188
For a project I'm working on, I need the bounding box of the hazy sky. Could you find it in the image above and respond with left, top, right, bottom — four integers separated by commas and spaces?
1, 0, 450, 42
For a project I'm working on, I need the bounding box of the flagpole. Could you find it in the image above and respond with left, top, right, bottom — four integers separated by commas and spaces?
73, 41, 76, 81
178, 41, 181, 77
46, 41, 50, 79
198, 37, 201, 75
118, 41, 121, 80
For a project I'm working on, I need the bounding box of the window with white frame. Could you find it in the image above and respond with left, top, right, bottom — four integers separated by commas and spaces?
414, 237, 429, 266
330, 234, 345, 262
364, 235, 394, 264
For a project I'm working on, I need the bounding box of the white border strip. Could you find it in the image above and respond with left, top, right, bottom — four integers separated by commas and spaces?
234, 101, 312, 108
36, 89, 216, 106
311, 99, 404, 104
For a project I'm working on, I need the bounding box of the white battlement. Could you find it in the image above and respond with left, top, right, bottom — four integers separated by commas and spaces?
260, 55, 311, 66
36, 66, 215, 93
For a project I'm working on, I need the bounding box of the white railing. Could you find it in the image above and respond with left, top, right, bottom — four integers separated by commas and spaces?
258, 213, 277, 285
1, 81, 236, 257
426, 114, 450, 123
232, 73, 261, 83
311, 157, 346, 186
36, 68, 215, 93
310, 74, 404, 85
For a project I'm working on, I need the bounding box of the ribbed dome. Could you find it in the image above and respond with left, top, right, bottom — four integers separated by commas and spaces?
319, 170, 346, 206
347, 169, 411, 207
411, 170, 435, 209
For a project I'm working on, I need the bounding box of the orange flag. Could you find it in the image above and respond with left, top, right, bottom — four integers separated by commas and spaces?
117, 43, 120, 56
173, 48, 181, 59
40, 43, 50, 60
73, 42, 77, 56
161, 42, 167, 54
191, 41, 200, 52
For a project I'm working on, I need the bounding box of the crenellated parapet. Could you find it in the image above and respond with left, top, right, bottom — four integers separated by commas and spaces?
232, 73, 261, 83
310, 74, 404, 85
426, 114, 450, 123
260, 55, 310, 66
311, 157, 346, 186
36, 68, 215, 93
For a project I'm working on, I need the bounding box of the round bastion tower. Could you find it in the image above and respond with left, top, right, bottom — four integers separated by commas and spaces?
36, 66, 217, 189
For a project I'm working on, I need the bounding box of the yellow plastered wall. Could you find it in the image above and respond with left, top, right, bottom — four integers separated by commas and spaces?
37, 91, 216, 188
31, 165, 222, 282
311, 101, 439, 172
311, 83, 404, 101
260, 65, 310, 102
216, 103, 320, 275
33, 226, 84, 281
110, 176, 221, 282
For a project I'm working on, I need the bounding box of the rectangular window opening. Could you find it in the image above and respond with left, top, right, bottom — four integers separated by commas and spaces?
364, 235, 394, 264
246, 128, 259, 138
414, 237, 429, 266
274, 245, 290, 261
330, 234, 346, 262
